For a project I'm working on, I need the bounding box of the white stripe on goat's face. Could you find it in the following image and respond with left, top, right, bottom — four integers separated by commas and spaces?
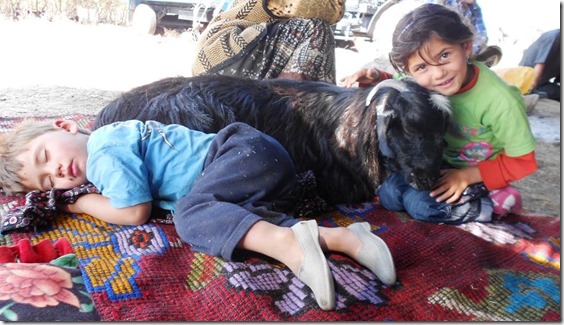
375, 100, 391, 117
375, 95, 395, 159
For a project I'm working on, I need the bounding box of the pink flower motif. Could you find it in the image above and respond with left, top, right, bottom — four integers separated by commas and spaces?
0, 263, 80, 309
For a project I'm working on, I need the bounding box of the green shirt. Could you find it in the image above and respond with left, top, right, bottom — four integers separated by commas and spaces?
443, 62, 537, 168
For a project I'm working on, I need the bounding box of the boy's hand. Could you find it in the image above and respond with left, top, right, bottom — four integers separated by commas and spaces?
58, 194, 93, 214
430, 167, 482, 204
57, 193, 152, 225
58, 202, 78, 214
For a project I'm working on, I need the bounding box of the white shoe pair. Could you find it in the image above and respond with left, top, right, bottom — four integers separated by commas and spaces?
290, 220, 396, 310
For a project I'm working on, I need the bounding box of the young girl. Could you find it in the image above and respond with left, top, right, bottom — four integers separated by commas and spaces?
341, 3, 537, 223
0, 119, 396, 311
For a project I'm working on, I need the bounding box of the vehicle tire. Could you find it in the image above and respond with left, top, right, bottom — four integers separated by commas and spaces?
132, 4, 157, 35
372, 0, 423, 57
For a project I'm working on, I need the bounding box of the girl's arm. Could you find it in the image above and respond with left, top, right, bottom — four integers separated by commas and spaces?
430, 151, 538, 204
477, 151, 538, 190
60, 193, 152, 225
430, 166, 482, 204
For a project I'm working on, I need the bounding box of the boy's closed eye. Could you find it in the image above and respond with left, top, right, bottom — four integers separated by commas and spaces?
40, 148, 54, 190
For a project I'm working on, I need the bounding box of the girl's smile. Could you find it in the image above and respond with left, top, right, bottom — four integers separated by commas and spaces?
435, 76, 455, 89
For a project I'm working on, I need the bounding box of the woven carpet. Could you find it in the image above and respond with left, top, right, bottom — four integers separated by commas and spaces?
0, 115, 561, 321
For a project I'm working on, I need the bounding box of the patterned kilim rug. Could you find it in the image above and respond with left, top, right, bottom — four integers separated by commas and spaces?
0, 115, 561, 321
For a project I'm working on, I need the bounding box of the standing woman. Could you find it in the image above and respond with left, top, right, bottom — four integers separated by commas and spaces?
191, 0, 344, 83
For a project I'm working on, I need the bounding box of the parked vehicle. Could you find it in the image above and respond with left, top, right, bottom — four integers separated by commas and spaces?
129, 0, 399, 45
128, 0, 231, 35
333, 0, 398, 44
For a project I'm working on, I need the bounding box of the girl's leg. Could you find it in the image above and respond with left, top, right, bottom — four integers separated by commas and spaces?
489, 186, 523, 216
377, 172, 493, 224
376, 173, 412, 211
402, 184, 493, 224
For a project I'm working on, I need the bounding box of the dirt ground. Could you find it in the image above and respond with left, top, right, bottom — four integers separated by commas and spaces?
0, 17, 560, 218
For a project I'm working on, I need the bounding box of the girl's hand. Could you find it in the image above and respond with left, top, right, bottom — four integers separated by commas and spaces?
340, 68, 380, 88
430, 167, 482, 204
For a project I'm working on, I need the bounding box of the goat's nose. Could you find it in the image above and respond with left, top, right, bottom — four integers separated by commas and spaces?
420, 178, 433, 190
413, 174, 437, 190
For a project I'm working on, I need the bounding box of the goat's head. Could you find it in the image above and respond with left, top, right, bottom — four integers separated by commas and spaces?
367, 79, 452, 190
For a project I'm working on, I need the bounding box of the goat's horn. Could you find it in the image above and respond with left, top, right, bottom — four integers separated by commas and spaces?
365, 79, 410, 108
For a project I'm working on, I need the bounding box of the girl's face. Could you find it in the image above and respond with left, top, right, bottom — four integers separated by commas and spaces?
16, 120, 90, 191
405, 36, 473, 96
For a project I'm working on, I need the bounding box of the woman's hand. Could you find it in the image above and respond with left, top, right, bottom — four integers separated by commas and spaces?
430, 167, 482, 204
340, 67, 380, 88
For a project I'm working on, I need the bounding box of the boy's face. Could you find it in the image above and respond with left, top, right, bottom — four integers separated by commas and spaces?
405, 35, 473, 96
16, 120, 90, 191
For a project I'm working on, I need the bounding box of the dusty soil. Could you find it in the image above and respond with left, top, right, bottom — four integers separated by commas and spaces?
0, 17, 560, 217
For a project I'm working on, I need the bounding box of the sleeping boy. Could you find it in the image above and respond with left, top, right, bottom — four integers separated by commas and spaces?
0, 118, 396, 311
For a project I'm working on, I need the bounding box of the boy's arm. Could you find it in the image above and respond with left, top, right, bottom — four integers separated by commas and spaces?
60, 193, 152, 225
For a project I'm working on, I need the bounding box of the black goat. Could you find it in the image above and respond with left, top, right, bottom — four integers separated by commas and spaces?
94, 75, 451, 204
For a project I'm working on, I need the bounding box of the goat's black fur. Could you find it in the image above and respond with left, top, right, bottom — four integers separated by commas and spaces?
94, 75, 451, 204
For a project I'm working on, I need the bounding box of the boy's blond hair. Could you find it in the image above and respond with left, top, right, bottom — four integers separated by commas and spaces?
0, 120, 73, 195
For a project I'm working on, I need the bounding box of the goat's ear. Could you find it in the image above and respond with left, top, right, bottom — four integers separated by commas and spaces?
430, 93, 452, 115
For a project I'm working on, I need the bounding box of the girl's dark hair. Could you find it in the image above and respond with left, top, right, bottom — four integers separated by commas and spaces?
389, 3, 474, 73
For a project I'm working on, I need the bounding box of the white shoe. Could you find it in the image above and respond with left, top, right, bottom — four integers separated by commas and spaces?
348, 222, 397, 285
290, 220, 335, 310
